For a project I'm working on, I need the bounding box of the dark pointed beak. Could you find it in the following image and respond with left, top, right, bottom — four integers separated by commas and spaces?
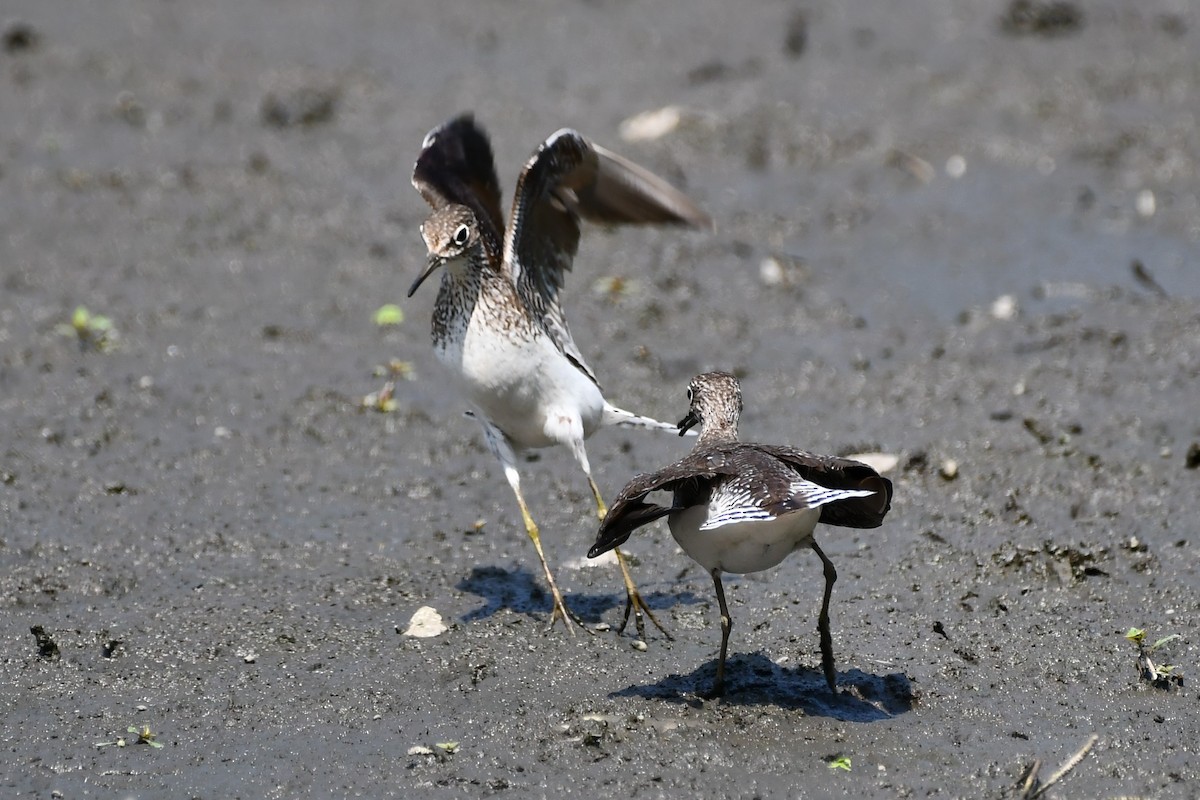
407, 255, 443, 298
677, 410, 699, 437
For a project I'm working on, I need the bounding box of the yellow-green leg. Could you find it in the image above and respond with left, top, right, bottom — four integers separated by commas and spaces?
512, 482, 586, 633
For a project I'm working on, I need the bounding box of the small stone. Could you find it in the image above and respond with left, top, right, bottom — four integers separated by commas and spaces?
939, 459, 959, 480
261, 86, 338, 128
2, 20, 39, 53
407, 745, 434, 756
783, 10, 808, 58
631, 639, 648, 652
1185, 443, 1200, 470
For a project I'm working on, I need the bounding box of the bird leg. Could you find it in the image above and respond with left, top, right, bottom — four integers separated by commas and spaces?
811, 540, 839, 691
479, 417, 589, 633
705, 567, 732, 698
588, 476, 671, 641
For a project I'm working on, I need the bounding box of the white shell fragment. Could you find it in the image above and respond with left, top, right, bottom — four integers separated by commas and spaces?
1136, 189, 1156, 218
619, 106, 686, 142
990, 294, 1018, 320
403, 606, 448, 638
563, 550, 618, 570
847, 452, 900, 473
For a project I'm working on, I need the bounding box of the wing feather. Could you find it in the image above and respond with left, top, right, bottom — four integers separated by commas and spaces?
506, 129, 711, 383
411, 113, 506, 269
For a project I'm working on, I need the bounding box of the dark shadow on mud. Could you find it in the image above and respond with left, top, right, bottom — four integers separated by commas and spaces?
457, 564, 704, 625
612, 652, 915, 721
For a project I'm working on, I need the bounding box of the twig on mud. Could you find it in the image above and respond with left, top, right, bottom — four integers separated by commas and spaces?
1015, 759, 1040, 798
1014, 734, 1099, 799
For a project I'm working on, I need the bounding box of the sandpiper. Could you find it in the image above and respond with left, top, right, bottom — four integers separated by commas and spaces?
589, 372, 893, 696
408, 113, 711, 638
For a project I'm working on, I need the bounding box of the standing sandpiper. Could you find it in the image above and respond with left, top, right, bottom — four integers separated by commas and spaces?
589, 372, 893, 696
408, 114, 711, 638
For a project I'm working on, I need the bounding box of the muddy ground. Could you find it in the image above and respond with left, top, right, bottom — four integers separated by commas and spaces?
2, 1, 1198, 797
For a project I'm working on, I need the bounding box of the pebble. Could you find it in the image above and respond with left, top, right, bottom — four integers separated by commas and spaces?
939, 459, 959, 480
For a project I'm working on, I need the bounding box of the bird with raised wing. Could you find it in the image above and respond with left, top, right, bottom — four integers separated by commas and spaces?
589, 372, 893, 696
408, 113, 711, 638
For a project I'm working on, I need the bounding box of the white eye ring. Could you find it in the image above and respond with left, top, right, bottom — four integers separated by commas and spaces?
453, 224, 470, 246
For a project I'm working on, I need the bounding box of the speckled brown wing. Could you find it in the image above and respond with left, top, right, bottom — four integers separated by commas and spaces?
506, 129, 712, 385
590, 442, 892, 557
588, 449, 740, 558
753, 444, 893, 528
411, 113, 507, 270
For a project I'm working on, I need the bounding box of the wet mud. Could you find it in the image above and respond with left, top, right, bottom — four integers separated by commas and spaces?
2, 1, 1198, 797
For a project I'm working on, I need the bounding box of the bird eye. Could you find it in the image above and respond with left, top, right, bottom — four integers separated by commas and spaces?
453, 224, 470, 246
686, 388, 693, 401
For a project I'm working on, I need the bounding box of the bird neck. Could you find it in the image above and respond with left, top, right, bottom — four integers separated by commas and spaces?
696, 422, 739, 449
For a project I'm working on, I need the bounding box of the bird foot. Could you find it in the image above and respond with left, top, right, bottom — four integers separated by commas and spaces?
546, 593, 594, 636
617, 588, 672, 642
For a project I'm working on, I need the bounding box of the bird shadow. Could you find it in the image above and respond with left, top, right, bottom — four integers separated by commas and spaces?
612, 653, 916, 721
457, 564, 704, 625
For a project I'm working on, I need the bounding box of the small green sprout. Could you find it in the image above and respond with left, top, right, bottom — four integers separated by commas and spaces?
362, 381, 396, 413
827, 755, 852, 771
435, 741, 459, 754
372, 359, 415, 380
96, 724, 163, 749
1126, 627, 1183, 688
373, 304, 405, 326
1126, 628, 1182, 653
129, 725, 164, 748
591, 275, 640, 301
58, 306, 117, 351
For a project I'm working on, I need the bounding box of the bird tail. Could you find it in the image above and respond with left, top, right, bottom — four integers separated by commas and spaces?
602, 402, 694, 435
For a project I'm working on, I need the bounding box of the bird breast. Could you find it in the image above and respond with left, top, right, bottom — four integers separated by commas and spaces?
668, 504, 821, 574
435, 303, 605, 450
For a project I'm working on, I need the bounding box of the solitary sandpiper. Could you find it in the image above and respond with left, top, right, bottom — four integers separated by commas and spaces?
407, 113, 711, 638
589, 372, 893, 695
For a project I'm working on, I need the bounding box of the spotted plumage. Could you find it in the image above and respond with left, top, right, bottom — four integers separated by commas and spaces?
589, 371, 893, 696
408, 113, 711, 637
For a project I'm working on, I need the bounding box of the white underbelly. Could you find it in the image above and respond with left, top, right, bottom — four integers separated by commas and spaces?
669, 504, 821, 574
435, 323, 604, 449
